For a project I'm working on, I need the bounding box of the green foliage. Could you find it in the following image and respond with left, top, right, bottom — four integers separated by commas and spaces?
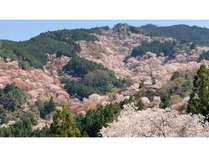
63, 55, 105, 77
131, 40, 177, 57
83, 70, 125, 93
31, 126, 50, 137
140, 24, 209, 46
0, 98, 131, 137
49, 105, 81, 137
136, 71, 193, 109
0, 84, 27, 112
159, 98, 170, 109
38, 97, 56, 119
0, 107, 8, 124
171, 71, 180, 80
0, 29, 97, 68
199, 51, 209, 61
19, 60, 31, 70
63, 80, 94, 99
75, 98, 132, 137
158, 78, 193, 108
76, 102, 124, 137
0, 113, 36, 137
0, 104, 82, 137
187, 65, 209, 119
63, 56, 129, 99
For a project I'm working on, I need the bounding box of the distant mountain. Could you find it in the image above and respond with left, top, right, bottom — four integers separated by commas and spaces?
139, 24, 209, 46
1, 23, 209, 69
112, 23, 209, 46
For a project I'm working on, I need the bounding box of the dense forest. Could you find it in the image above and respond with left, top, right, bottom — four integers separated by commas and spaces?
63, 55, 130, 99
0, 29, 97, 68
131, 40, 177, 57
0, 97, 132, 137
140, 24, 209, 46
0, 84, 27, 124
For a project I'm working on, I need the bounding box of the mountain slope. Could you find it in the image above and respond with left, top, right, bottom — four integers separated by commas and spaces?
140, 24, 209, 46
1, 23, 209, 136
0, 29, 97, 68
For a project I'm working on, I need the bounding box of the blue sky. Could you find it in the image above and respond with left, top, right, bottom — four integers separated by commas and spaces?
1, 20, 209, 41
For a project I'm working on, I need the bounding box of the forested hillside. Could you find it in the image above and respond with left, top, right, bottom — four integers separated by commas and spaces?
0, 23, 209, 137
140, 24, 209, 46
0, 29, 97, 68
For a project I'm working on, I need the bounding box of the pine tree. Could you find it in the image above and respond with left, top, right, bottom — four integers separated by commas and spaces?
187, 65, 209, 119
49, 105, 81, 137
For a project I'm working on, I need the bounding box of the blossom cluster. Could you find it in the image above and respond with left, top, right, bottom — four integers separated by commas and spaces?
101, 105, 209, 137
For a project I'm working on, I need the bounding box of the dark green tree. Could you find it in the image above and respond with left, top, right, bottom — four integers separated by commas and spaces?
76, 103, 125, 137
39, 97, 56, 119
49, 105, 81, 137
0, 84, 27, 112
187, 65, 209, 119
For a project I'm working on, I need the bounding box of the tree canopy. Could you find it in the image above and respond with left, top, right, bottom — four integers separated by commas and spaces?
63, 55, 105, 77
131, 40, 177, 57
38, 97, 56, 119
140, 24, 209, 46
0, 84, 27, 112
0, 29, 97, 68
49, 105, 81, 137
187, 65, 209, 119
63, 56, 130, 99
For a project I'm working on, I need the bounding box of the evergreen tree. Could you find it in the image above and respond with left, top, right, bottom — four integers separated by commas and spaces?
39, 97, 56, 119
49, 105, 81, 137
187, 65, 209, 119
